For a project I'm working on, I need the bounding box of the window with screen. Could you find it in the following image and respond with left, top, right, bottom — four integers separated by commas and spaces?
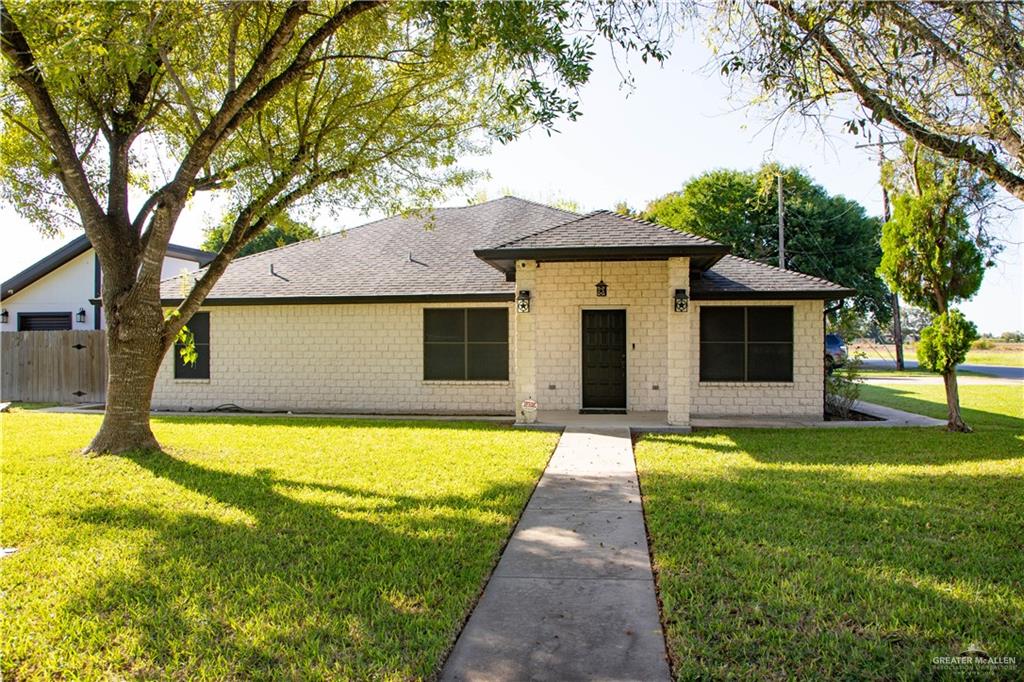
700, 306, 793, 382
17, 312, 72, 331
424, 308, 508, 380
174, 312, 210, 379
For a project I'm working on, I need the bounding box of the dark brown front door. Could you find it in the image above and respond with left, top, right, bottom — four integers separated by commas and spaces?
581, 309, 627, 412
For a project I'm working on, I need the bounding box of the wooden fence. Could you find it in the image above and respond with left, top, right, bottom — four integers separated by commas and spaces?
1, 330, 107, 404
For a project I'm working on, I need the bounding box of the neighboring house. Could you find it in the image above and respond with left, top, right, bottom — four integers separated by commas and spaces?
1, 235, 214, 331
154, 196, 853, 426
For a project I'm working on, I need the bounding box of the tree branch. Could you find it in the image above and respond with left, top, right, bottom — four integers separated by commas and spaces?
0, 2, 107, 230
767, 0, 1024, 202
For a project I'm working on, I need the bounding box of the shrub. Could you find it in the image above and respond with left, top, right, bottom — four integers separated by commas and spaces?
918, 310, 978, 373
825, 354, 864, 419
971, 337, 995, 350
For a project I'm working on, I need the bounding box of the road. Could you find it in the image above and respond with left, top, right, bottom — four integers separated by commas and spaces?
861, 358, 1024, 381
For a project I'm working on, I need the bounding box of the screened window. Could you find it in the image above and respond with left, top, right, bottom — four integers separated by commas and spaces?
17, 312, 72, 331
424, 308, 508, 380
700, 306, 793, 382
174, 312, 210, 379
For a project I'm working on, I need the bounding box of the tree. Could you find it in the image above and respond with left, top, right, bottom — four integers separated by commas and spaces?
706, 2, 1024, 202
1, 0, 673, 453
917, 311, 978, 421
643, 164, 891, 321
878, 142, 998, 431
202, 214, 319, 258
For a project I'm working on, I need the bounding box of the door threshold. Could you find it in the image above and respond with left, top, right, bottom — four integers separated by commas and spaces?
579, 408, 628, 415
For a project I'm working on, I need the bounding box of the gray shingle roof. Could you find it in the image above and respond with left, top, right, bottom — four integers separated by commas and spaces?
485, 210, 724, 250
160, 197, 577, 302
160, 197, 853, 304
692, 255, 855, 299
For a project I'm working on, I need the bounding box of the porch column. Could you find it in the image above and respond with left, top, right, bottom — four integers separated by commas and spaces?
513, 259, 538, 422
667, 256, 692, 426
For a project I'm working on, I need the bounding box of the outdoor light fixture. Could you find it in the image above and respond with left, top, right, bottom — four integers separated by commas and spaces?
595, 280, 608, 297
674, 288, 689, 312
0, 309, 7, 324
517, 289, 531, 313
76, 308, 87, 323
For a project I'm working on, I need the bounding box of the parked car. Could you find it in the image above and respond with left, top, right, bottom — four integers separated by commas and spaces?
825, 333, 847, 373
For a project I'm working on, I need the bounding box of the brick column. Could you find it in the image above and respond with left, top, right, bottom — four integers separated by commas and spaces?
666, 257, 691, 426
513, 259, 538, 422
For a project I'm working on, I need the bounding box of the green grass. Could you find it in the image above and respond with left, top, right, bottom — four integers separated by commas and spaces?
858, 367, 987, 379
860, 382, 1024, 430
636, 384, 1023, 679
0, 414, 558, 680
966, 349, 1024, 367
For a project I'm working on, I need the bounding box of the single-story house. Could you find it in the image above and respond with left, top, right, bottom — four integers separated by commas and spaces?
2, 235, 213, 331
155, 196, 853, 426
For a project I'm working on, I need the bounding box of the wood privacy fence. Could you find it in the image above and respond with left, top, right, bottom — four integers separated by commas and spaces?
1, 331, 107, 403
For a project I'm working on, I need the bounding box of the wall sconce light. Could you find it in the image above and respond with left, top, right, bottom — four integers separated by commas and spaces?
516, 289, 531, 313
595, 280, 608, 297
673, 288, 689, 312
0, 309, 8, 324
76, 308, 87, 323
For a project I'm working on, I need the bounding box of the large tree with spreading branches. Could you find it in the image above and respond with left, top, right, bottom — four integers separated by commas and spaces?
1, 0, 673, 453
706, 1, 1024, 202
643, 164, 891, 322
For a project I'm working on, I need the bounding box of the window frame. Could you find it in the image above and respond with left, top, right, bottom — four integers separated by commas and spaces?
423, 308, 509, 382
16, 312, 73, 331
173, 311, 210, 380
699, 306, 794, 383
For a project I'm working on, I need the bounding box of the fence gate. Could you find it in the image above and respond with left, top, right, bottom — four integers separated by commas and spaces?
1, 330, 107, 403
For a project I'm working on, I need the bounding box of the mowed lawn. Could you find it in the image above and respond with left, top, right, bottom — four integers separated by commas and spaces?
636, 383, 1023, 679
0, 414, 558, 680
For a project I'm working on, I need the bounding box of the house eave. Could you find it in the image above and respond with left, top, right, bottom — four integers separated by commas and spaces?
690, 288, 857, 301
157, 292, 515, 307
474, 244, 730, 274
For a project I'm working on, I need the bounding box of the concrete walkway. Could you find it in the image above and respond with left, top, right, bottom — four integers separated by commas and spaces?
441, 427, 670, 682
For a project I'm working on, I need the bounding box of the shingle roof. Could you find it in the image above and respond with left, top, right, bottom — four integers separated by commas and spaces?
159, 197, 854, 304
160, 196, 578, 302
692, 255, 855, 299
486, 210, 723, 250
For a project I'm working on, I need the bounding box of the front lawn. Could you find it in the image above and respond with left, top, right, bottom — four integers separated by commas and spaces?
965, 348, 1024, 367
636, 385, 1023, 678
0, 413, 558, 680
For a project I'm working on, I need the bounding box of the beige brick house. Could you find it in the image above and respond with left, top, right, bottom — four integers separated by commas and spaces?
155, 197, 853, 426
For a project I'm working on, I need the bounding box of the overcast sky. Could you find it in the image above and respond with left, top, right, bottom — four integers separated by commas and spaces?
3, 38, 1021, 334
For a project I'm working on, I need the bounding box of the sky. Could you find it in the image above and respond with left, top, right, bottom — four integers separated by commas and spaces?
3, 37, 1021, 334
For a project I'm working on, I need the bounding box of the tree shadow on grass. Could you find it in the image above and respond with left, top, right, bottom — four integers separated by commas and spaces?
638, 448, 1024, 679
859, 383, 1024, 431
65, 447, 535, 680
644, 423, 1023, 467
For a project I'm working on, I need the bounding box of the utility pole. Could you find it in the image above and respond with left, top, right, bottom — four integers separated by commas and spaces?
857, 138, 904, 370
777, 173, 786, 269
881, 180, 905, 370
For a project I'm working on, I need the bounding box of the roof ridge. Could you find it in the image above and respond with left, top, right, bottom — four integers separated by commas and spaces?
593, 209, 721, 246
206, 197, 581, 270
719, 254, 847, 288
485, 210, 602, 250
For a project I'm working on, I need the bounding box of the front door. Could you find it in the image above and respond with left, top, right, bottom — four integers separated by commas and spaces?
581, 309, 627, 412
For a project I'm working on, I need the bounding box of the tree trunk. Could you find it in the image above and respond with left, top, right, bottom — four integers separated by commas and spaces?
85, 280, 168, 454
942, 369, 971, 433
892, 292, 905, 371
